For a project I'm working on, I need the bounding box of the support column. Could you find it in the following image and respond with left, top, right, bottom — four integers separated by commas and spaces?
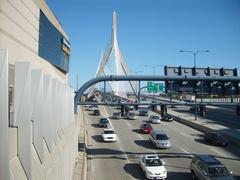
0, 49, 10, 180
199, 105, 206, 117
160, 105, 167, 117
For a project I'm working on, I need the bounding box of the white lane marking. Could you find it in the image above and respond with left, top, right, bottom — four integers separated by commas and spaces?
126, 121, 131, 127
179, 147, 193, 157
137, 133, 143, 140
210, 148, 226, 157
100, 106, 130, 163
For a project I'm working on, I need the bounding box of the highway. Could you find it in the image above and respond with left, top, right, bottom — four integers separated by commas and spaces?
84, 105, 240, 180
147, 96, 240, 129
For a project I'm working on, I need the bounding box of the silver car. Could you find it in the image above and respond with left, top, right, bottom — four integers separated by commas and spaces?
149, 130, 171, 149
149, 115, 161, 124
190, 155, 235, 180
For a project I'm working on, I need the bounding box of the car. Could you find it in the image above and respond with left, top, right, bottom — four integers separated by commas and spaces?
149, 130, 171, 149
93, 108, 100, 115
162, 114, 173, 122
99, 118, 109, 127
139, 154, 167, 180
111, 112, 121, 119
102, 128, 117, 142
127, 105, 134, 110
126, 112, 137, 120
204, 131, 228, 146
139, 109, 149, 116
149, 115, 161, 124
140, 123, 153, 134
190, 154, 234, 180
87, 105, 94, 111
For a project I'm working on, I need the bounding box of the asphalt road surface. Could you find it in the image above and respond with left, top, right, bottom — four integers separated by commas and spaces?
84, 106, 240, 180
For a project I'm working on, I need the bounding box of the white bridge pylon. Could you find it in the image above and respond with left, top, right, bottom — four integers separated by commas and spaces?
95, 11, 136, 97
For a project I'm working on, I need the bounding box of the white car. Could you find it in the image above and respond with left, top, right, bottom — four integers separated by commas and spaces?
87, 105, 94, 111
126, 112, 137, 120
149, 115, 161, 124
139, 154, 167, 180
102, 128, 117, 142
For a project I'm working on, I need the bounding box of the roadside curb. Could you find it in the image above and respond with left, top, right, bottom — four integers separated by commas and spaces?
73, 107, 88, 180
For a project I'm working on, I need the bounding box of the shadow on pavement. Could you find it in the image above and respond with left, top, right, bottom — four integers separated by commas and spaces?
194, 138, 210, 145
91, 123, 102, 128
234, 175, 240, 180
167, 171, 191, 180
123, 163, 145, 179
87, 147, 124, 156
132, 129, 143, 134
134, 140, 156, 150
91, 135, 103, 143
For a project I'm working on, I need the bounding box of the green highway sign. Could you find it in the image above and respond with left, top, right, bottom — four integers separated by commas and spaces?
147, 82, 164, 93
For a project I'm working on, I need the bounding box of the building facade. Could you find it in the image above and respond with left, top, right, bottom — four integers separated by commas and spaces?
0, 0, 79, 180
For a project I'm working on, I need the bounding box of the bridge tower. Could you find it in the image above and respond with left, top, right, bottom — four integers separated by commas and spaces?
95, 11, 136, 97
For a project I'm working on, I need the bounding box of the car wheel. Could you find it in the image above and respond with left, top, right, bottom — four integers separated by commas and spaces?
191, 171, 196, 180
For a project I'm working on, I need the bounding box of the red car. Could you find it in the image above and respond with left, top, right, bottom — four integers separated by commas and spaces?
140, 123, 153, 133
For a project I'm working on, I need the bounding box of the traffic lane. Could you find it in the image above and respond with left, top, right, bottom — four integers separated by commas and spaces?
121, 108, 240, 178
167, 106, 240, 158
146, 110, 240, 177
150, 98, 240, 129
101, 106, 157, 179
84, 108, 133, 180
104, 106, 192, 179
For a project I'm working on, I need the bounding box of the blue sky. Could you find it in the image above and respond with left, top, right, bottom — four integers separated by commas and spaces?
47, 0, 240, 89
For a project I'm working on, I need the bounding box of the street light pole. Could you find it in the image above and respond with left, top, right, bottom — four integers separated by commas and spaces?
179, 50, 209, 120
130, 70, 143, 101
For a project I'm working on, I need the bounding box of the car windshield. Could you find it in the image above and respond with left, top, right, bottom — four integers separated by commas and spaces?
143, 124, 151, 128
145, 159, 162, 166
165, 114, 172, 118
100, 119, 108, 123
129, 113, 135, 116
114, 113, 120, 116
104, 130, 114, 134
156, 134, 169, 140
208, 167, 230, 177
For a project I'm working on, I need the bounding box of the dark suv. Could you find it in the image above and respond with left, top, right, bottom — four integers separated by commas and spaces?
190, 155, 234, 180
99, 118, 109, 127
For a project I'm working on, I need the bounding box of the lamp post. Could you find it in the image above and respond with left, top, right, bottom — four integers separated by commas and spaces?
179, 50, 209, 120
144, 65, 163, 100
130, 70, 143, 101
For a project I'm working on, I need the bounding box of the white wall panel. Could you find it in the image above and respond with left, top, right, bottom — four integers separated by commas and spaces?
57, 81, 63, 139
31, 70, 44, 163
51, 78, 58, 145
14, 62, 32, 179
59, 83, 65, 134
43, 75, 53, 152
62, 84, 67, 131
0, 49, 10, 180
